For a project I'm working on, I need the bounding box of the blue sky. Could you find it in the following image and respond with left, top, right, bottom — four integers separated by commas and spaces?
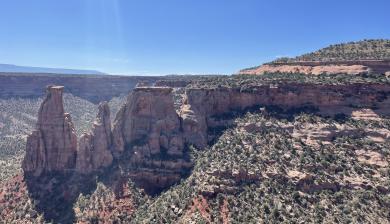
0, 0, 389, 75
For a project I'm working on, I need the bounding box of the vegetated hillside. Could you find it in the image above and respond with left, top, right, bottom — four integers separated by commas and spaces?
240, 39, 390, 75
129, 111, 390, 223
2, 108, 389, 223
190, 73, 390, 89
0, 94, 126, 182
271, 39, 390, 63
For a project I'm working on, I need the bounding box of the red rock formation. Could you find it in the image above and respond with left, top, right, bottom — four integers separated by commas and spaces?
76, 102, 113, 174
22, 82, 390, 192
180, 83, 390, 148
111, 87, 192, 193
239, 60, 390, 75
112, 87, 185, 156
22, 86, 77, 176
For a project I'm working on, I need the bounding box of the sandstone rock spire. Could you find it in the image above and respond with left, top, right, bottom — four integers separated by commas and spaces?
76, 102, 113, 173
22, 86, 77, 176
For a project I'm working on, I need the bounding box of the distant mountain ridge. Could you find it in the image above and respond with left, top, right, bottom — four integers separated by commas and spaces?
0, 63, 105, 75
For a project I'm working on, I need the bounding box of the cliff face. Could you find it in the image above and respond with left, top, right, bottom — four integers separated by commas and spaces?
22, 86, 192, 193
112, 88, 178, 154
22, 81, 390, 192
112, 87, 192, 193
22, 86, 78, 176
180, 83, 390, 147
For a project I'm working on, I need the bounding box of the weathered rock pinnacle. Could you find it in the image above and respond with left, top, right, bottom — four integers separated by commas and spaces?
22, 86, 77, 176
76, 102, 113, 173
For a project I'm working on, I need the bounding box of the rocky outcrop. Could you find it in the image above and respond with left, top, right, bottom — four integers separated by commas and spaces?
22, 81, 390, 192
112, 87, 185, 156
180, 83, 390, 147
22, 86, 78, 176
76, 102, 113, 174
23, 86, 115, 176
112, 87, 192, 193
22, 85, 192, 193
241, 64, 369, 75
239, 60, 390, 75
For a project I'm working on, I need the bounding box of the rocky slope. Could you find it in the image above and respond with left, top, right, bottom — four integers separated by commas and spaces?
240, 39, 390, 75
131, 112, 390, 223
240, 60, 390, 75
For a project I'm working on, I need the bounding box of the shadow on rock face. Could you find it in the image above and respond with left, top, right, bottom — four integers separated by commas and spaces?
24, 172, 97, 223
23, 162, 188, 223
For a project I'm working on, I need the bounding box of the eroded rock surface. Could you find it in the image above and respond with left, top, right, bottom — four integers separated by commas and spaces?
180, 83, 390, 147
239, 60, 390, 75
22, 86, 77, 176
112, 87, 192, 193
22, 81, 390, 193
76, 102, 113, 173
112, 87, 184, 156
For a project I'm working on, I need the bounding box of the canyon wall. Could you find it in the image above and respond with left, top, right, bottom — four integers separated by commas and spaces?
0, 73, 160, 103
23, 82, 390, 191
180, 83, 390, 147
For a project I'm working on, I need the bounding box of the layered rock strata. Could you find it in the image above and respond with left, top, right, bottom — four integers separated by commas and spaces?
180, 83, 390, 147
23, 85, 193, 192
0, 73, 160, 103
112, 87, 192, 193
23, 82, 390, 192
22, 86, 78, 176
239, 60, 390, 75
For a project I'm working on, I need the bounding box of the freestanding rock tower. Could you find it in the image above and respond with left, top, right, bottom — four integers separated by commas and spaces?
22, 86, 78, 176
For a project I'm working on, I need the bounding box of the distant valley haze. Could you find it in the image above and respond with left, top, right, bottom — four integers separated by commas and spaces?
0, 63, 105, 75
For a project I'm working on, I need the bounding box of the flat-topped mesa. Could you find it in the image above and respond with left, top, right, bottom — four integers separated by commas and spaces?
22, 86, 77, 177
76, 102, 113, 174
